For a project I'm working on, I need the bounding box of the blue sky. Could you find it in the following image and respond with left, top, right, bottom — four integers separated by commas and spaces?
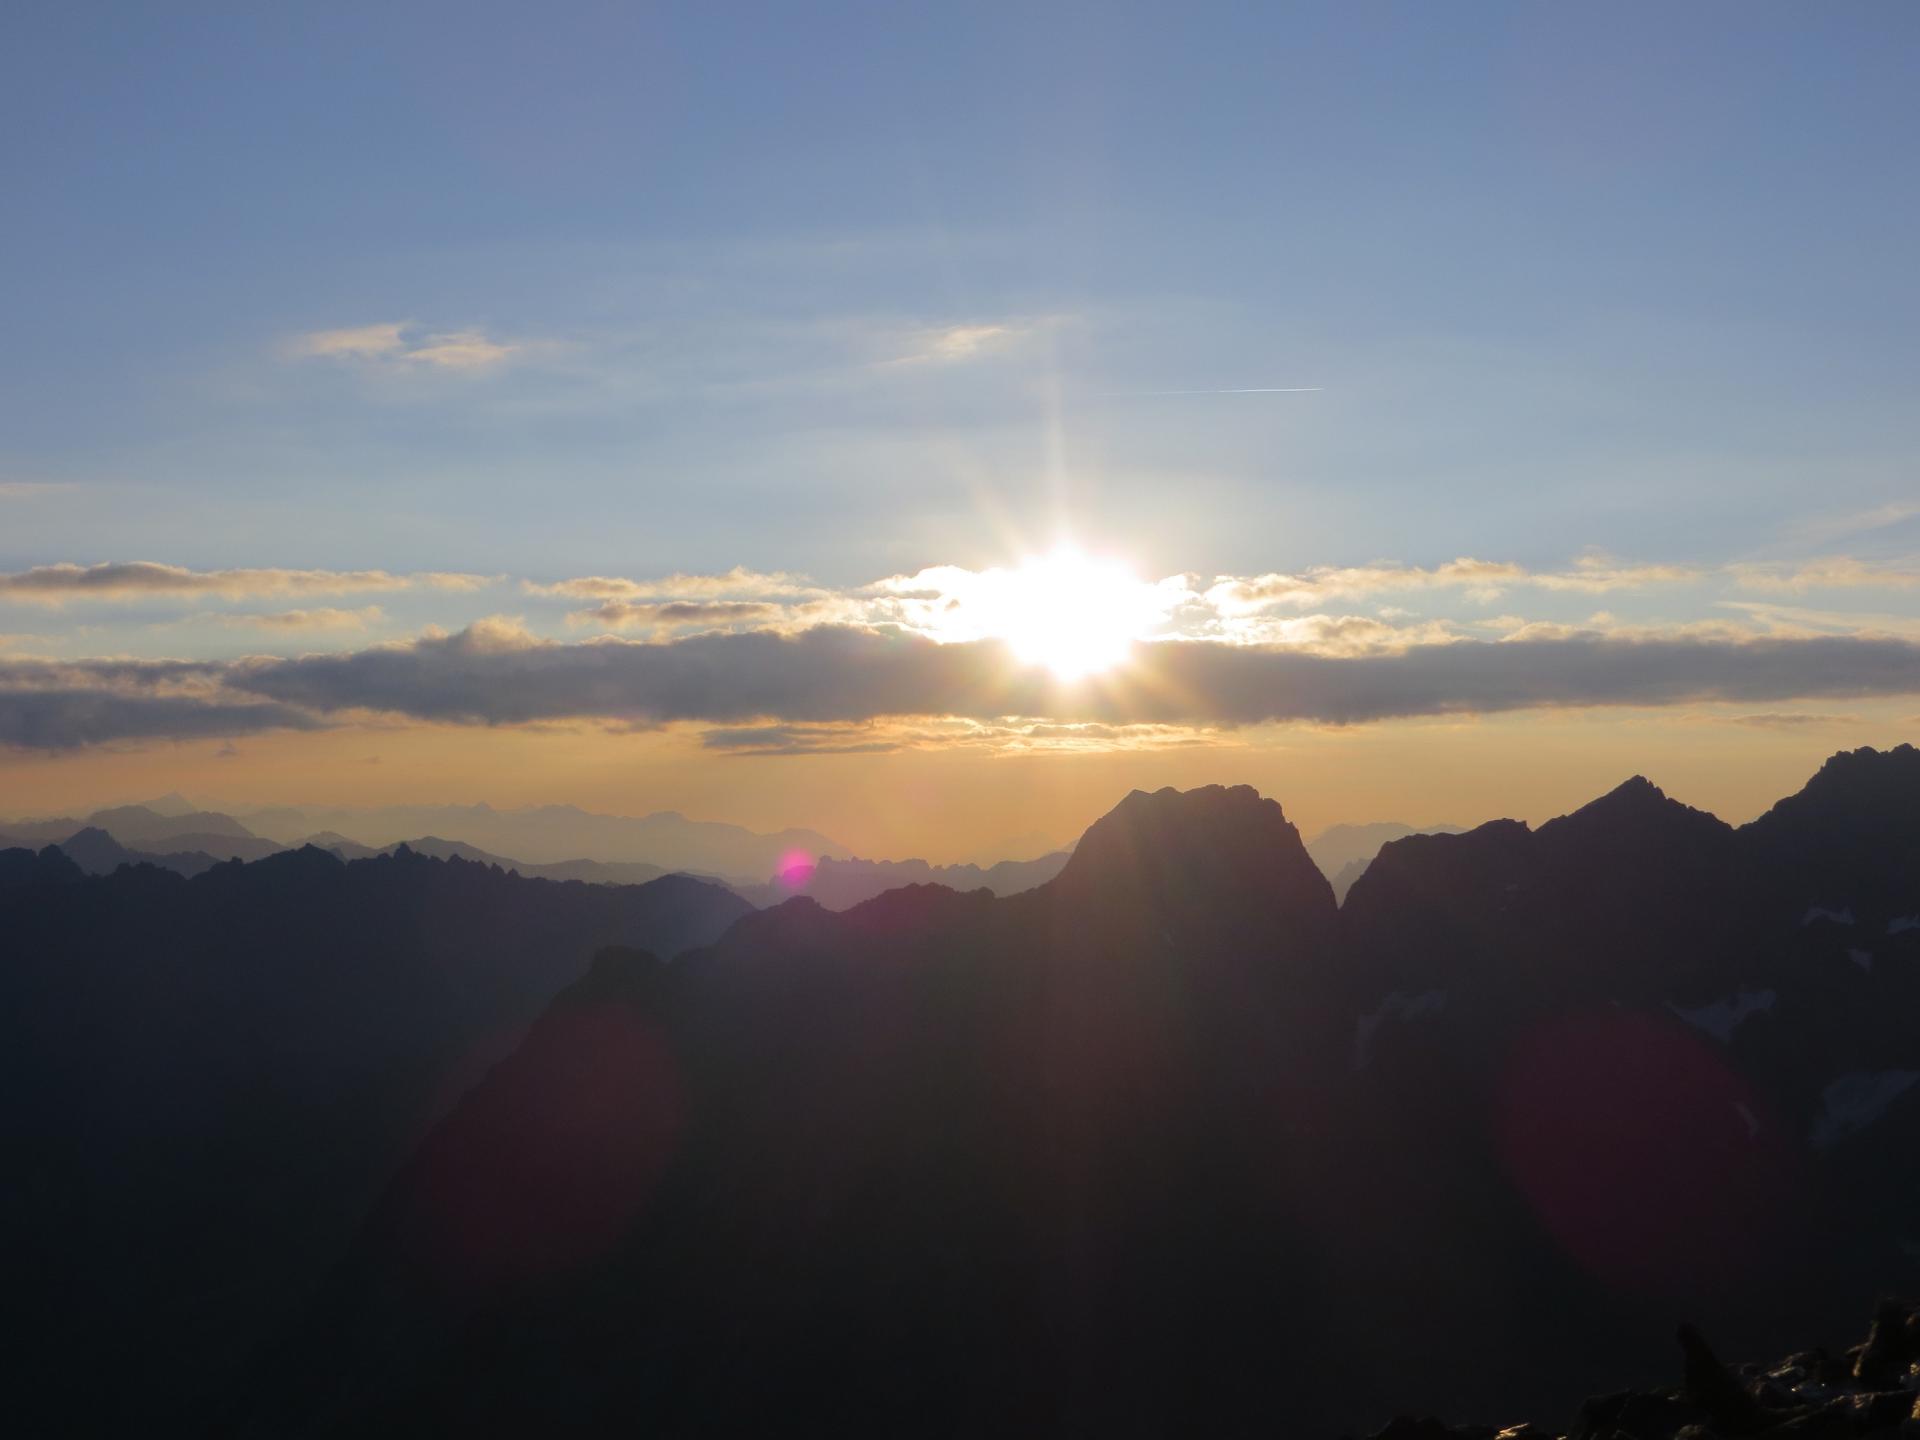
6, 2, 1916, 586
2, 3, 1918, 851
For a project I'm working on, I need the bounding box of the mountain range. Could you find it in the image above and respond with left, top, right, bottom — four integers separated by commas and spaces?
1304, 820, 1467, 902
748, 848, 1076, 909
238, 800, 849, 878
5, 746, 1918, 1435
0, 848, 750, 1434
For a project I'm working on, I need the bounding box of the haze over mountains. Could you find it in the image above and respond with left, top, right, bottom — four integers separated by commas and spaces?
5, 746, 1918, 1434
3, 793, 1446, 906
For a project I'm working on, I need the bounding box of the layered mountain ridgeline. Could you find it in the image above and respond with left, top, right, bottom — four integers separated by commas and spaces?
240, 748, 1920, 1437
4, 802, 746, 891
756, 848, 1074, 910
1305, 820, 1466, 903
240, 799, 850, 878
0, 848, 750, 1436
0, 802, 284, 865
308, 833, 675, 887
1354, 1300, 1920, 1438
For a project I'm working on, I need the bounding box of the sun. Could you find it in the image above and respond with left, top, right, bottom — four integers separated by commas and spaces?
993, 548, 1155, 681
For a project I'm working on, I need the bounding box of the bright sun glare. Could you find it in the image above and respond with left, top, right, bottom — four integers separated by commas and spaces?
991, 548, 1153, 681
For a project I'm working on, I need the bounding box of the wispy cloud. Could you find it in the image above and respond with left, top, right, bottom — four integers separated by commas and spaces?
211, 606, 386, 632
1715, 712, 1865, 729
1727, 557, 1920, 592
886, 321, 1030, 365
0, 562, 491, 604
290, 322, 521, 371
569, 600, 781, 631
1779, 501, 1920, 548
525, 568, 818, 602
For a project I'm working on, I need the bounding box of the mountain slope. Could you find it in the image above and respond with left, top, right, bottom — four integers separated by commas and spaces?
0, 850, 752, 1435
250, 752, 1920, 1436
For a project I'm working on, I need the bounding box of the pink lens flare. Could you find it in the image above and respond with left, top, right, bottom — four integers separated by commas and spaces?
775, 848, 816, 888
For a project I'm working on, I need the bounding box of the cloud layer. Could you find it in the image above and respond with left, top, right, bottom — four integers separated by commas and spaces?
0, 563, 489, 603
4, 619, 1918, 751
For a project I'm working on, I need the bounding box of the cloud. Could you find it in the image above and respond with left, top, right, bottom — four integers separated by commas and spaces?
290, 322, 519, 371
1728, 557, 1920, 592
888, 322, 1027, 365
213, 606, 385, 632
570, 600, 781, 630
1205, 555, 1703, 612
0, 563, 490, 604
1781, 502, 1920, 547
1715, 712, 1865, 730
0, 689, 319, 751
4, 620, 1919, 751
0, 482, 74, 499
699, 723, 899, 756
525, 567, 817, 602
0, 618, 1902, 746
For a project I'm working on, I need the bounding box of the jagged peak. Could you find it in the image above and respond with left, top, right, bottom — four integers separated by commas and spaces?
1743, 742, 1920, 839
1053, 783, 1331, 917
1540, 773, 1730, 841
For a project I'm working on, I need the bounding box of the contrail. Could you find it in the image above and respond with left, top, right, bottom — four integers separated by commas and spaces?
1095, 386, 1324, 397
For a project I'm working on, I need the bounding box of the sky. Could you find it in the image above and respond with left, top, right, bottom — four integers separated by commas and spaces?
2, 2, 1918, 862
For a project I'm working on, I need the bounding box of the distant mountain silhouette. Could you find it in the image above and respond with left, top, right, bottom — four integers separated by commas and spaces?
235, 750, 1920, 1436
763, 849, 1072, 910
0, 847, 751, 1435
241, 801, 847, 878
133, 790, 200, 818
298, 831, 682, 886
54, 825, 223, 877
1306, 819, 1465, 902
0, 802, 284, 861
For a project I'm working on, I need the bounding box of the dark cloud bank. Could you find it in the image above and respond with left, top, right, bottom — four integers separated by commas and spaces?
3, 624, 1919, 749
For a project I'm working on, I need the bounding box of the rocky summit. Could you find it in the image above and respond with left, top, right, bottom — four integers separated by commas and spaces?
1356, 1299, 1920, 1439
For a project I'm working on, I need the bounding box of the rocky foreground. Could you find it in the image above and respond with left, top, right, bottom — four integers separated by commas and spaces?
1359, 1301, 1920, 1439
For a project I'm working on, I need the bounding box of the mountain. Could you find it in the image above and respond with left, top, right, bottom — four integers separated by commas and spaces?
55, 825, 223, 878
0, 847, 752, 1435
85, 802, 260, 845
240, 751, 1920, 1436
1305, 819, 1465, 902
0, 803, 283, 862
133, 791, 200, 818
299, 832, 675, 885
768, 849, 1072, 910
241, 801, 847, 878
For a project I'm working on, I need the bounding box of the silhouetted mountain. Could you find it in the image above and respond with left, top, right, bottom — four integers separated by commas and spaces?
133, 791, 200, 818
0, 849, 751, 1436
86, 802, 260, 845
1306, 820, 1465, 903
0, 842, 83, 892
769, 849, 1072, 910
392, 835, 672, 886
238, 752, 1920, 1437
300, 830, 381, 860
0, 803, 284, 862
240, 801, 847, 878
55, 825, 223, 878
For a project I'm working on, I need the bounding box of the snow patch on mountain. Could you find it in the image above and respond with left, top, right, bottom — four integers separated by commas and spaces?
1667, 988, 1776, 1044
1802, 905, 1854, 927
1810, 1070, 1920, 1148
1353, 989, 1447, 1071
